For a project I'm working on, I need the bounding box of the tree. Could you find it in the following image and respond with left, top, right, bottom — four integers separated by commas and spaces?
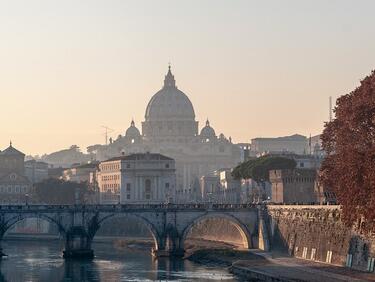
320, 70, 375, 232
232, 155, 296, 182
33, 178, 90, 205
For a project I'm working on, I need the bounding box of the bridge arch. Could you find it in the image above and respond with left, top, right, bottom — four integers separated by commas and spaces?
1, 213, 66, 238
93, 213, 162, 251
181, 213, 252, 249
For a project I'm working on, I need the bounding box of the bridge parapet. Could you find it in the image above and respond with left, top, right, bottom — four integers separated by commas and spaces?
0, 203, 257, 212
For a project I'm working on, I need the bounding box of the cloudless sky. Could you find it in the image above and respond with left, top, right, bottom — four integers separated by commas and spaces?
1, 0, 375, 155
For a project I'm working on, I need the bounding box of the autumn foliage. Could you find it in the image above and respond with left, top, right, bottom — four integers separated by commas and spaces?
320, 70, 375, 232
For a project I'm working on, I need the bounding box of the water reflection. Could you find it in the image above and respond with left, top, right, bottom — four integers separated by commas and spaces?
154, 258, 186, 280
0, 240, 237, 282
62, 260, 100, 282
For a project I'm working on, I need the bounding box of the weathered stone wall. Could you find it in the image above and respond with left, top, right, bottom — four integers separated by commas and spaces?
266, 205, 375, 272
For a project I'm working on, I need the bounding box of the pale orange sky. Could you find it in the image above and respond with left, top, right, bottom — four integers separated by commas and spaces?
1, 1, 375, 155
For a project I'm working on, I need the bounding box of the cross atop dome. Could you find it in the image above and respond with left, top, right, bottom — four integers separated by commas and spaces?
206, 119, 210, 127
164, 64, 176, 88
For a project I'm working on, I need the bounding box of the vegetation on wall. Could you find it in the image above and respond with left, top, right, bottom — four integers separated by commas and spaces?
321, 70, 375, 232
232, 155, 296, 182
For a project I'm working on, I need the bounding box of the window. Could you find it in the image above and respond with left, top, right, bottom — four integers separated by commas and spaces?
145, 179, 151, 200
165, 182, 170, 189
127, 164, 131, 169
126, 183, 131, 191
165, 163, 170, 169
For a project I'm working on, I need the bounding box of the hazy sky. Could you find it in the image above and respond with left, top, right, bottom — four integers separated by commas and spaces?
1, 0, 375, 155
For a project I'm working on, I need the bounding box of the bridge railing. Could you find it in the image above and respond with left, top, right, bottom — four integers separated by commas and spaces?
0, 203, 257, 211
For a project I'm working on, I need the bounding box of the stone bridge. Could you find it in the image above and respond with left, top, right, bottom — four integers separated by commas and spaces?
0, 204, 268, 259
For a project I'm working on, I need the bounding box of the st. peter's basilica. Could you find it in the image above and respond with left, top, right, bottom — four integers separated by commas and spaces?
94, 66, 241, 201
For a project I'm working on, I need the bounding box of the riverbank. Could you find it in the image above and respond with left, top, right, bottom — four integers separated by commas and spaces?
186, 246, 375, 282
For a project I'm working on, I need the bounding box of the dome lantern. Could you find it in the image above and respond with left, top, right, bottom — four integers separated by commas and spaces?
164, 65, 176, 88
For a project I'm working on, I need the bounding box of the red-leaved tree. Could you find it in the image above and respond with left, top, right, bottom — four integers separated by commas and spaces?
320, 70, 375, 232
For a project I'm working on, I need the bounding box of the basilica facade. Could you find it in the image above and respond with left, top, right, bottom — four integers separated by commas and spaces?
94, 67, 241, 202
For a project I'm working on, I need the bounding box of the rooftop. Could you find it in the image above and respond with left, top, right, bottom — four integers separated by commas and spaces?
0, 143, 25, 156
104, 152, 173, 163
71, 161, 99, 169
252, 134, 307, 142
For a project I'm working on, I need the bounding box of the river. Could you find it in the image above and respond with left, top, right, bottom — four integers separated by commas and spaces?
0, 240, 239, 282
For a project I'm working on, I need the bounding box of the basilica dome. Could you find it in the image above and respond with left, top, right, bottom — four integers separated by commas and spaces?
125, 120, 141, 137
200, 120, 216, 138
145, 66, 195, 121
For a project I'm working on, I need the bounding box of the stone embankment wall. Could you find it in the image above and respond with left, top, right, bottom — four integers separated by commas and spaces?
266, 205, 375, 272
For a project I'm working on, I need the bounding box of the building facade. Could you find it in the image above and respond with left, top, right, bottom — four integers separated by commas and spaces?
93, 67, 241, 202
61, 162, 98, 183
200, 169, 241, 204
269, 169, 317, 204
0, 143, 50, 233
24, 160, 49, 184
98, 153, 176, 204
251, 134, 308, 155
0, 143, 32, 204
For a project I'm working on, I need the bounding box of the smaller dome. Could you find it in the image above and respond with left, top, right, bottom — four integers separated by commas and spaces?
125, 120, 141, 137
200, 119, 216, 138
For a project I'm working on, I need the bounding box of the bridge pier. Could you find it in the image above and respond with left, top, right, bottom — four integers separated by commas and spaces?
63, 227, 94, 259
151, 233, 185, 258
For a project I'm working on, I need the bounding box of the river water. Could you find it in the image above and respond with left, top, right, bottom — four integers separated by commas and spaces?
0, 240, 238, 282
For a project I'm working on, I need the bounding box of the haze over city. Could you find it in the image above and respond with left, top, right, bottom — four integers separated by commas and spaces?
2, 1, 375, 281
1, 0, 375, 155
